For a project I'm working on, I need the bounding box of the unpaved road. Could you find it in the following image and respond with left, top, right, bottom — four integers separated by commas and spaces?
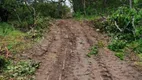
27, 19, 142, 80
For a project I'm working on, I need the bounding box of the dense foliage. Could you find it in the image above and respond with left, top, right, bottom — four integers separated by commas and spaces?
98, 7, 142, 60
107, 7, 142, 41
72, 0, 129, 16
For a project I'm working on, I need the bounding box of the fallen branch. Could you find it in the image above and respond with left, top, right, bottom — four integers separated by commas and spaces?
115, 21, 123, 32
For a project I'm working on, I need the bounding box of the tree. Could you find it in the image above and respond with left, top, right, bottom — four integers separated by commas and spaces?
129, 0, 132, 8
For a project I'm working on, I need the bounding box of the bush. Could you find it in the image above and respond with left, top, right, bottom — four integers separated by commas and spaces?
0, 60, 39, 80
127, 39, 142, 54
108, 39, 127, 52
115, 52, 124, 60
87, 46, 98, 57
103, 7, 142, 61
106, 7, 142, 41
0, 23, 14, 36
5, 60, 39, 77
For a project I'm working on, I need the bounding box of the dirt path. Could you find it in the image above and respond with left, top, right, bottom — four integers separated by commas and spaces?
27, 19, 142, 80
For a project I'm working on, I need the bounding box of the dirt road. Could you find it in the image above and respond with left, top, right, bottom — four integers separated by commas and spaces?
27, 19, 142, 80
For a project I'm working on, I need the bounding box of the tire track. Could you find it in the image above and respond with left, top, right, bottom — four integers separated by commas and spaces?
80, 21, 113, 80
25, 19, 142, 80
47, 20, 77, 80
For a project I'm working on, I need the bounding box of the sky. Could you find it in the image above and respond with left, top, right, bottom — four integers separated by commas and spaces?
50, 0, 72, 12
65, 0, 71, 7
51, 0, 71, 7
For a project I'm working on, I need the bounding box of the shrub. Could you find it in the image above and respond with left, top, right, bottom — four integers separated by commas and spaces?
127, 39, 142, 54
0, 22, 31, 54
106, 7, 142, 41
87, 46, 98, 57
0, 23, 14, 36
1, 60, 39, 80
0, 56, 10, 70
115, 52, 124, 60
108, 39, 127, 52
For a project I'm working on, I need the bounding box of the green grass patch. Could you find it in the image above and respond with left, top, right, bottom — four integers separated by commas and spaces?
127, 39, 142, 54
115, 52, 124, 60
1, 60, 39, 80
108, 39, 127, 52
138, 54, 142, 61
0, 23, 31, 54
87, 46, 98, 57
0, 17, 50, 79
73, 12, 100, 21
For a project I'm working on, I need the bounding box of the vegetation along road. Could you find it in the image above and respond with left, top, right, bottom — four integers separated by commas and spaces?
25, 19, 142, 80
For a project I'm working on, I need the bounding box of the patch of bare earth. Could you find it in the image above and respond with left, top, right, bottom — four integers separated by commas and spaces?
25, 19, 142, 80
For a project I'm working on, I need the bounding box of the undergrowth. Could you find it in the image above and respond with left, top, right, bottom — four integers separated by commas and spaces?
73, 12, 100, 21
108, 39, 127, 52
115, 52, 124, 60
0, 17, 50, 80
0, 23, 30, 54
96, 7, 142, 60
87, 46, 98, 57
0, 60, 39, 80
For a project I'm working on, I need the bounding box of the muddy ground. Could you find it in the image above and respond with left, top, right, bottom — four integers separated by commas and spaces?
25, 19, 142, 80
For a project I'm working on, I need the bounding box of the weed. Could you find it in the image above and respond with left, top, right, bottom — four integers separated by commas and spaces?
0, 23, 14, 36
97, 41, 104, 48
4, 60, 39, 80
138, 54, 142, 61
115, 52, 124, 60
105, 7, 142, 41
108, 39, 127, 52
127, 39, 142, 54
0, 56, 10, 70
0, 22, 33, 55
87, 46, 98, 57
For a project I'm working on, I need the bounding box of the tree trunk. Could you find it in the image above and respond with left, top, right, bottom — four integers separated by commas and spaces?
129, 0, 132, 8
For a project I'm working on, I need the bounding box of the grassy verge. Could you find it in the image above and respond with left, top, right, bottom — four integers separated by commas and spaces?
87, 46, 98, 57
0, 17, 50, 80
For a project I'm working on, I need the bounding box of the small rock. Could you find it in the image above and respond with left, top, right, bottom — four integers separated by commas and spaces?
96, 29, 100, 32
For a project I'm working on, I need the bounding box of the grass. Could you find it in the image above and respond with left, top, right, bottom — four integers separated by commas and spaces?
138, 54, 142, 61
0, 22, 37, 80
0, 16, 51, 80
0, 60, 39, 80
87, 46, 98, 57
74, 14, 100, 21
0, 23, 31, 54
108, 39, 127, 52
0, 19, 50, 79
115, 52, 124, 60
127, 39, 142, 54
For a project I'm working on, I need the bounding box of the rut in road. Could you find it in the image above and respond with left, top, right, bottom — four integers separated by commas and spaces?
27, 19, 142, 80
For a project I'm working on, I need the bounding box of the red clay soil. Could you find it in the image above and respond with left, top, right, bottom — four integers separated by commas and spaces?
26, 19, 142, 80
